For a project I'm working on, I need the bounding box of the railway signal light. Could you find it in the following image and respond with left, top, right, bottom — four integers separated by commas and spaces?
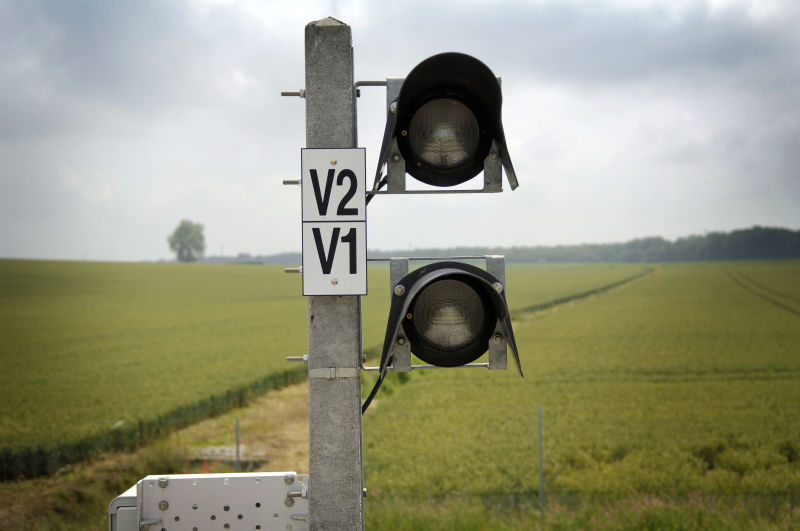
385, 261, 522, 371
362, 259, 523, 413
360, 54, 524, 413
372, 52, 519, 193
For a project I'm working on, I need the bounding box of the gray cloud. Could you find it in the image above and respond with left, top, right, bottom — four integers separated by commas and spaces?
0, 0, 798, 260
355, 1, 799, 86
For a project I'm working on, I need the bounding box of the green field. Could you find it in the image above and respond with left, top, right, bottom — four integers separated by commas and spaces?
362, 261, 800, 528
3, 258, 799, 528
0, 260, 388, 478
0, 259, 644, 479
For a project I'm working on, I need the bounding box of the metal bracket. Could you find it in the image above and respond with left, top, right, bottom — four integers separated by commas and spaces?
483, 141, 502, 192
139, 518, 161, 530
386, 137, 406, 193
309, 367, 359, 379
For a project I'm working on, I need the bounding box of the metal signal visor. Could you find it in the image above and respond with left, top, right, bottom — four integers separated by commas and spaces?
370, 52, 519, 194
378, 260, 523, 376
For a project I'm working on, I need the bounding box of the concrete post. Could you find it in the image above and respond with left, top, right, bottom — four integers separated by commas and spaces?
304, 17, 364, 530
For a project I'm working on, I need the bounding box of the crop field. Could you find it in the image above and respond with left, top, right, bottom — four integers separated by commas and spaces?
361, 261, 800, 528
4, 258, 798, 528
0, 261, 800, 529
504, 262, 652, 311
0, 259, 644, 480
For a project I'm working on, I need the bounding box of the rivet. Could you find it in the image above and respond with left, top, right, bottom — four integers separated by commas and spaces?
393, 284, 405, 296
493, 333, 504, 344
391, 154, 401, 162
331, 278, 339, 286
330, 159, 337, 165
390, 101, 398, 113
397, 337, 406, 345
493, 282, 503, 293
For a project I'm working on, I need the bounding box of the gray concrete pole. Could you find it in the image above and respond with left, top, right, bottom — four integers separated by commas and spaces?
304, 17, 364, 530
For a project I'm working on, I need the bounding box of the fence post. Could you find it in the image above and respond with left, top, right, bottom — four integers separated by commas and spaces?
538, 404, 545, 512
235, 416, 241, 473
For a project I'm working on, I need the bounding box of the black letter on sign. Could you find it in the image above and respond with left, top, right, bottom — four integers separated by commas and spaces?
336, 169, 359, 216
312, 227, 340, 274
340, 227, 357, 274
310, 169, 335, 215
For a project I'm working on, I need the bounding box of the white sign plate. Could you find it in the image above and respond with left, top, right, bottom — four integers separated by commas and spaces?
301, 148, 367, 296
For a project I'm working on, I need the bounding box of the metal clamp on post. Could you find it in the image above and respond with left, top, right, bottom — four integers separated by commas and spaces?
309, 367, 359, 380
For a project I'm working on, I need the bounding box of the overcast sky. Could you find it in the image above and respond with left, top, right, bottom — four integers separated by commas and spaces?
1, 0, 798, 261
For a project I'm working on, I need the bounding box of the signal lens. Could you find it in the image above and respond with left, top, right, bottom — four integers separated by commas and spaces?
408, 98, 480, 170
410, 279, 485, 350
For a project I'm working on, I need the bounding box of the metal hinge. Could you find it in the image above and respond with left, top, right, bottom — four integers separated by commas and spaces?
308, 367, 359, 379
139, 518, 162, 530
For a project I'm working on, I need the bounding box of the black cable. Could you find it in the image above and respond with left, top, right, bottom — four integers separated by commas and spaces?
365, 175, 388, 206
361, 355, 392, 414
365, 107, 397, 208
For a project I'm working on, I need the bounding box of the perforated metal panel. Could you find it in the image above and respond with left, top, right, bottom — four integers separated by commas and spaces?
136, 472, 308, 530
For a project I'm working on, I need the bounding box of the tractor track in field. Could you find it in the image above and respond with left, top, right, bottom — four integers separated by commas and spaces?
733, 271, 800, 304
514, 267, 656, 316
727, 270, 800, 318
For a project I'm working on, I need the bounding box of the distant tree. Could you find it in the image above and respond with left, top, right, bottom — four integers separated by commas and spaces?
168, 220, 205, 262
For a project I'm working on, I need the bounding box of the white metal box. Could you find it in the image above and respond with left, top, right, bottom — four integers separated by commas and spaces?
109, 472, 308, 531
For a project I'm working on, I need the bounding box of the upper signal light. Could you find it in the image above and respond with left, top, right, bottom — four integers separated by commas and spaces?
375, 53, 519, 192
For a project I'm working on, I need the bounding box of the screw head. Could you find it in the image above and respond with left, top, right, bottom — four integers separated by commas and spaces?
493, 282, 503, 293
390, 101, 398, 113
393, 284, 405, 296
489, 152, 499, 161
284, 497, 295, 507
158, 478, 169, 489
391, 154, 401, 162
493, 333, 504, 345
158, 500, 169, 511
284, 474, 295, 485
397, 337, 406, 346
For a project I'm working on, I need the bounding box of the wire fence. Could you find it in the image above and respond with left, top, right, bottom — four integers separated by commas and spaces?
363, 401, 800, 513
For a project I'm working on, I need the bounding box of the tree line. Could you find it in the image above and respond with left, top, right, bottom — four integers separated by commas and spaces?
369, 226, 800, 264
197, 226, 800, 265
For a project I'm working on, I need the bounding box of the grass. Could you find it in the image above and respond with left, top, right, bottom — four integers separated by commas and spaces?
0, 260, 390, 478
3, 259, 800, 529
504, 262, 650, 311
0, 259, 642, 479
365, 492, 800, 530
0, 261, 304, 477
0, 383, 312, 530
362, 261, 800, 527
0, 261, 299, 440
